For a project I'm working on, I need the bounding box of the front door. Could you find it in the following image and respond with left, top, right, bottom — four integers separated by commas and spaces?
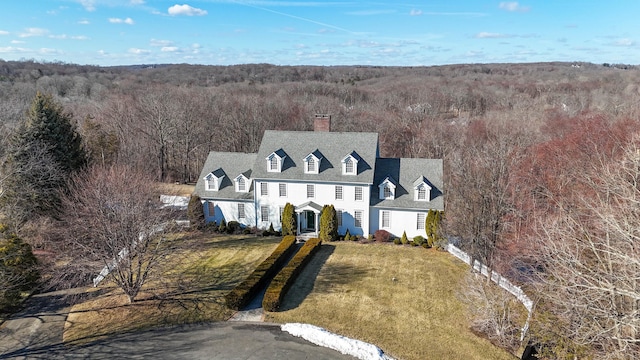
306, 211, 315, 231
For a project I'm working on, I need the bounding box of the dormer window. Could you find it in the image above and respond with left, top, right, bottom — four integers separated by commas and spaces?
266, 149, 287, 173
204, 169, 225, 191
378, 176, 396, 200
413, 176, 432, 201
303, 150, 323, 174
235, 174, 249, 193
341, 152, 360, 175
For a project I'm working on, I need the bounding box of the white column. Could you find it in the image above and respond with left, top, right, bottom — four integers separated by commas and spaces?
296, 212, 301, 234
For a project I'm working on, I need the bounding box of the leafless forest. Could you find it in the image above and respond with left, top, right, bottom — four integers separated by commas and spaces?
2, 60, 640, 358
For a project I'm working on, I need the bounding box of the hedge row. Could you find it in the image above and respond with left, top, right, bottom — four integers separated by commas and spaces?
262, 237, 322, 312
224, 235, 297, 310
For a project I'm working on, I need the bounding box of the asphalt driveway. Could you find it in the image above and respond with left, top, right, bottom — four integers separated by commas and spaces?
0, 289, 354, 359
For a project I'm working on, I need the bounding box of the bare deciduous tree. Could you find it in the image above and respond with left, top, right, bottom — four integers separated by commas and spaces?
534, 137, 640, 359
60, 164, 176, 303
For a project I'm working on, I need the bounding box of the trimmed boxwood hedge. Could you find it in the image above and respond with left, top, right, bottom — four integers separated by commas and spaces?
224, 235, 297, 310
262, 237, 322, 312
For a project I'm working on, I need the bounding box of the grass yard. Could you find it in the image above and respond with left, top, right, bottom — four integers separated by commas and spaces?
265, 242, 518, 360
63, 233, 280, 343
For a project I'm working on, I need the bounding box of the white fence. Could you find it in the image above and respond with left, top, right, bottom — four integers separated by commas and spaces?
446, 243, 533, 339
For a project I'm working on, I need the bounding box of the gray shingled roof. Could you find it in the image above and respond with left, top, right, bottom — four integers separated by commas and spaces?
252, 130, 379, 184
370, 158, 444, 211
194, 152, 257, 201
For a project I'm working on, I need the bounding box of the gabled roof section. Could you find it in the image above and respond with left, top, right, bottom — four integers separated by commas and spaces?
267, 148, 287, 160
252, 130, 378, 184
371, 158, 443, 210
194, 151, 257, 200
413, 176, 432, 189
205, 168, 226, 180
380, 175, 397, 187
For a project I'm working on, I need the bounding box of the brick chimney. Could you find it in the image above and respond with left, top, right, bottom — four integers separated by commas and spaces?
314, 114, 331, 132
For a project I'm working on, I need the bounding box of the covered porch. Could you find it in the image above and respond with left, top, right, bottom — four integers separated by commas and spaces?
295, 201, 323, 237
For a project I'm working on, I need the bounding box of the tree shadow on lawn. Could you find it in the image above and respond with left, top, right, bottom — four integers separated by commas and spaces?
278, 244, 370, 311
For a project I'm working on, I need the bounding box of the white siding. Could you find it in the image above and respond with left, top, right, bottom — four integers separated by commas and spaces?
369, 208, 429, 238
255, 179, 371, 235
204, 199, 256, 227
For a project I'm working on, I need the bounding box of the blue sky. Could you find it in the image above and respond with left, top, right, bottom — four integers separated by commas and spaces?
0, 1, 638, 66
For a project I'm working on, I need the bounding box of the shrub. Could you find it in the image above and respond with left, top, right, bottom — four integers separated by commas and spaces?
187, 195, 205, 230
281, 203, 297, 236
0, 228, 39, 312
243, 228, 252, 235
413, 235, 426, 247
344, 229, 351, 242
218, 219, 227, 233
224, 235, 297, 310
367, 234, 373, 241
374, 229, 392, 243
262, 230, 271, 237
227, 221, 240, 234
268, 223, 275, 235
401, 231, 409, 245
263, 238, 322, 311
319, 205, 339, 242
393, 238, 401, 245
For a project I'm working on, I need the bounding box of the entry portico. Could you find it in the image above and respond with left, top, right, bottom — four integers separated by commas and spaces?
295, 201, 323, 236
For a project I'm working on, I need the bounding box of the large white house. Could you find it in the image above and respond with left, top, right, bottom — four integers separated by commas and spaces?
194, 116, 443, 238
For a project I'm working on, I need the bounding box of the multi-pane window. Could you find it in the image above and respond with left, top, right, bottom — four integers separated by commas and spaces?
269, 156, 278, 171
382, 211, 390, 228
279, 206, 284, 220
238, 203, 245, 219
335, 185, 343, 200
354, 210, 363, 228
260, 182, 268, 196
307, 158, 315, 172
307, 184, 315, 198
355, 186, 363, 201
417, 213, 425, 230
383, 185, 392, 199
336, 209, 343, 227
261, 206, 269, 222
237, 177, 246, 192
207, 201, 215, 216
345, 158, 354, 174
279, 183, 287, 197
417, 185, 427, 200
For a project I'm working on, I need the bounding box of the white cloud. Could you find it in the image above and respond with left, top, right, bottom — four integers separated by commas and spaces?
410, 9, 423, 16
161, 46, 179, 52
499, 2, 530, 12
78, 19, 90, 25
109, 17, 135, 25
79, 0, 96, 11
130, 0, 145, 4
40, 48, 63, 55
49, 34, 68, 39
150, 39, 173, 47
168, 4, 207, 16
0, 30, 8, 35
0, 46, 28, 53
11, 40, 25, 44
128, 48, 149, 54
72, 35, 89, 40
19, 28, 49, 38
475, 32, 508, 39
612, 38, 635, 47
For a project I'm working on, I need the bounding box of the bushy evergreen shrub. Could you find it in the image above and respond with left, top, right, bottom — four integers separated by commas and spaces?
281, 203, 297, 236
187, 195, 205, 230
218, 219, 227, 233
0, 227, 39, 311
319, 205, 338, 241
344, 229, 352, 242
227, 221, 240, 234
401, 231, 409, 245
413, 235, 426, 247
393, 238, 402, 245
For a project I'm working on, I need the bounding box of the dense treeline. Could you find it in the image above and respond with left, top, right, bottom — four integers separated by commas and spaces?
2, 60, 640, 357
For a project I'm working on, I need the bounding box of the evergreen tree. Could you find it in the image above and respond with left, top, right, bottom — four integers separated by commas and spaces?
319, 205, 338, 241
1, 93, 86, 225
187, 194, 205, 230
20, 92, 86, 173
281, 202, 297, 236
